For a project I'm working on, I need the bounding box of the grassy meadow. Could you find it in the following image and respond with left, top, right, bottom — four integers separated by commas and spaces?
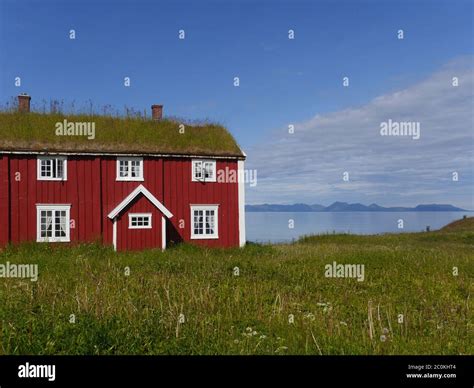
0, 218, 472, 355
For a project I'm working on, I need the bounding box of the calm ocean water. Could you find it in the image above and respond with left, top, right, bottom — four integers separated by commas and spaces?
246, 211, 468, 243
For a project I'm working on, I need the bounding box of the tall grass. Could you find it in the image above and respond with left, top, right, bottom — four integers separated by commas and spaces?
0, 106, 242, 156
0, 227, 472, 355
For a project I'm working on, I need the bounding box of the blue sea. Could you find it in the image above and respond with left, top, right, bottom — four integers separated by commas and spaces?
246, 211, 467, 243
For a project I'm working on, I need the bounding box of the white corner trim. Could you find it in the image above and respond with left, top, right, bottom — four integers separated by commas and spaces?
162, 216, 166, 251
112, 218, 117, 251
238, 160, 246, 247
107, 184, 173, 219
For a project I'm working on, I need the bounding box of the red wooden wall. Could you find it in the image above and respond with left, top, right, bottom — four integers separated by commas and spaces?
163, 159, 239, 248
0, 156, 9, 247
0, 154, 240, 249
5, 155, 102, 245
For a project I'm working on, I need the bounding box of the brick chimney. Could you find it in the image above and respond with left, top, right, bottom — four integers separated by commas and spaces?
18, 93, 31, 113
151, 104, 163, 121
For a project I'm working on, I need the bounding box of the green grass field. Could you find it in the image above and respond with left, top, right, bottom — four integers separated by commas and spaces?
0, 218, 472, 355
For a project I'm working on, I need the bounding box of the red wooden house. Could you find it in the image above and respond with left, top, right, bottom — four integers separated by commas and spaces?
0, 95, 246, 251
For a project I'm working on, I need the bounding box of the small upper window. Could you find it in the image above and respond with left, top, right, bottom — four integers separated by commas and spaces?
129, 213, 152, 229
37, 156, 67, 181
192, 160, 216, 182
117, 157, 144, 181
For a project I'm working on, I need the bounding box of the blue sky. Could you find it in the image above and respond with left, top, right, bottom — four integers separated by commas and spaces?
1, 0, 473, 207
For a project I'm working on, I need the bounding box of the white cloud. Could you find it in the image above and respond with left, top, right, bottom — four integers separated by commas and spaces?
246, 56, 474, 209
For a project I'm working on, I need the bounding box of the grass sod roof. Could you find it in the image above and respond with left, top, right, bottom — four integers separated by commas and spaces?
0, 112, 245, 158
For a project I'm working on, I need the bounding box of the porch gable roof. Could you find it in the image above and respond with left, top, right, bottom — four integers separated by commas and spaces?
107, 184, 173, 220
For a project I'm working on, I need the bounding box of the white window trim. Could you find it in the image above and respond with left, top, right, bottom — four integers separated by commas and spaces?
37, 156, 67, 181
128, 213, 152, 229
191, 159, 217, 182
190, 205, 219, 240
116, 157, 144, 181
36, 204, 71, 243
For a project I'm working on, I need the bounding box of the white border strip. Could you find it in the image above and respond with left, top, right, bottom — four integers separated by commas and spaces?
112, 218, 117, 251
162, 216, 166, 251
238, 160, 246, 247
0, 150, 245, 160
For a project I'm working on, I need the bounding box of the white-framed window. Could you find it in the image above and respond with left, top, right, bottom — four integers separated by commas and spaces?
191, 205, 219, 239
37, 156, 67, 181
128, 213, 152, 229
192, 159, 216, 182
36, 204, 71, 242
116, 157, 144, 181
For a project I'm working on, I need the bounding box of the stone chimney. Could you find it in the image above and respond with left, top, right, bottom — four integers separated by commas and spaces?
18, 93, 31, 113
151, 104, 163, 121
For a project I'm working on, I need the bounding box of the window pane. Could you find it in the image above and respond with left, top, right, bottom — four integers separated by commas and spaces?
193, 210, 204, 234
119, 159, 142, 179
52, 159, 57, 178
59, 211, 67, 237
204, 162, 214, 179
40, 210, 53, 237
205, 210, 215, 234
194, 162, 202, 179
40, 158, 65, 179
39, 209, 69, 240
131, 160, 141, 178
41, 159, 51, 177
56, 159, 63, 179
130, 215, 150, 228
120, 160, 128, 177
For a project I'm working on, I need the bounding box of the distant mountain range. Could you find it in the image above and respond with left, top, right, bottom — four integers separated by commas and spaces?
245, 202, 470, 212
